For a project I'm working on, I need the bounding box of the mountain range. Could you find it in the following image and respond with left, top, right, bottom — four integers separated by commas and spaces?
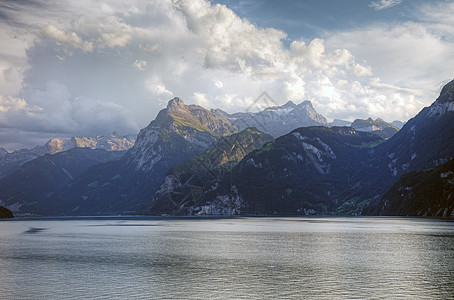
0, 132, 135, 178
212, 100, 328, 137
1, 79, 452, 217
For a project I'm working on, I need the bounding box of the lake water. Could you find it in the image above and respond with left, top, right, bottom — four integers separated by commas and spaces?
0, 217, 453, 299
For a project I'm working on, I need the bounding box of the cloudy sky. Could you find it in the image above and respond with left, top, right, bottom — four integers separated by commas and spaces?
0, 0, 453, 150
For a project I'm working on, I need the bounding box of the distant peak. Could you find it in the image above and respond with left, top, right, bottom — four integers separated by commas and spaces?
167, 97, 185, 109
300, 100, 313, 107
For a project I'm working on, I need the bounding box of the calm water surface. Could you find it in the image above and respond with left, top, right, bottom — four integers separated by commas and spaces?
0, 217, 453, 299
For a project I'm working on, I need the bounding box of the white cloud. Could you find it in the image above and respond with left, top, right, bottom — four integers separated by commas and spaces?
369, 0, 403, 11
214, 80, 223, 88
36, 24, 94, 52
325, 18, 454, 107
146, 78, 174, 98
0, 0, 452, 149
95, 16, 133, 48
0, 96, 30, 113
192, 92, 209, 107
134, 60, 147, 71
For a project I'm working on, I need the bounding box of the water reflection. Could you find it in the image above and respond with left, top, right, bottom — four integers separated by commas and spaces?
0, 217, 453, 299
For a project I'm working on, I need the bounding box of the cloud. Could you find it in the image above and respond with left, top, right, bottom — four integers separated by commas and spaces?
133, 60, 147, 70
36, 23, 94, 52
369, 0, 403, 11
325, 14, 454, 100
0, 96, 31, 113
0, 81, 138, 137
192, 92, 209, 107
0, 0, 452, 149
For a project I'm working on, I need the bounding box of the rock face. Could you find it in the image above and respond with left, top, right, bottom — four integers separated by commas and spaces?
151, 127, 274, 215
49, 98, 239, 215
128, 98, 236, 172
0, 148, 125, 216
0, 206, 13, 218
213, 100, 328, 138
0, 133, 136, 178
375, 159, 454, 217
351, 118, 398, 139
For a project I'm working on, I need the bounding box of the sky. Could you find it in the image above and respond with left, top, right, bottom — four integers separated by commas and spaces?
0, 0, 453, 150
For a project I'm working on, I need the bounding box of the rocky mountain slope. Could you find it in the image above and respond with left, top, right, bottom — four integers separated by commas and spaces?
170, 126, 383, 215
0, 148, 124, 216
48, 98, 238, 215
151, 127, 274, 215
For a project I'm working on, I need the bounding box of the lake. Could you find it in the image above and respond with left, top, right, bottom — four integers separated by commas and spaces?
1, 217, 453, 299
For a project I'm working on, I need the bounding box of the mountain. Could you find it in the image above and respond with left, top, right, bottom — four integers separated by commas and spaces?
374, 159, 454, 217
172, 78, 454, 216
370, 79, 454, 179
0, 148, 8, 158
2, 78, 452, 217
330, 119, 351, 127
45, 132, 136, 154
0, 206, 13, 218
151, 127, 274, 215
213, 100, 328, 138
368, 79, 454, 216
187, 126, 384, 215
0, 132, 136, 178
351, 118, 399, 139
48, 97, 238, 215
0, 148, 125, 216
390, 120, 405, 129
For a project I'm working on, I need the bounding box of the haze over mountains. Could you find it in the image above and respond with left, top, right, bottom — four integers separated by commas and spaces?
0, 80, 453, 217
